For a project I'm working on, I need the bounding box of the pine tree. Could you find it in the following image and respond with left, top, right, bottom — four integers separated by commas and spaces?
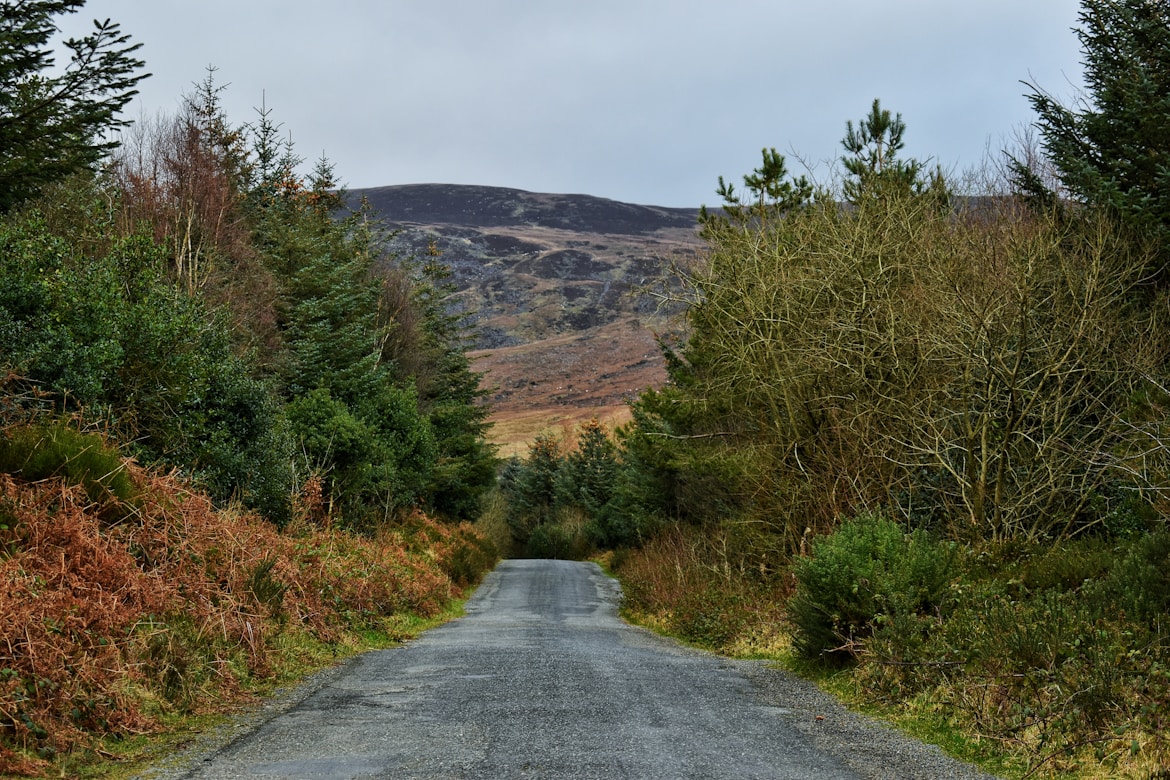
556, 419, 618, 520
1017, 0, 1170, 269
841, 98, 943, 204
0, 1, 147, 211
409, 247, 498, 520
701, 147, 814, 229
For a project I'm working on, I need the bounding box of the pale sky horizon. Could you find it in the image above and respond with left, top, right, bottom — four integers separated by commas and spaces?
57, 1, 1086, 208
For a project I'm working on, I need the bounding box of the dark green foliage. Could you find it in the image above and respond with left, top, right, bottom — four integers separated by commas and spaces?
838, 98, 950, 207
287, 388, 375, 476
275, 215, 386, 405
524, 522, 580, 560
617, 385, 750, 534
1091, 530, 1170, 625
855, 535, 1170, 766
567, 419, 666, 549
405, 257, 498, 521
0, 213, 124, 402
250, 156, 491, 524
286, 384, 437, 528
1017, 0, 1170, 274
606, 391, 693, 525
1, 67, 496, 532
0, 1, 148, 212
841, 98, 921, 202
425, 397, 498, 521
497, 431, 612, 558
0, 423, 135, 508
500, 434, 563, 545
1005, 538, 1115, 595
787, 514, 955, 663
184, 368, 293, 522
556, 420, 618, 522
497, 420, 667, 553
287, 388, 387, 526
702, 146, 814, 227
0, 207, 294, 522
359, 384, 438, 508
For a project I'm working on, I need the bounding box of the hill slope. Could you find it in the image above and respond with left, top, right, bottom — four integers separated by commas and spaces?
352, 184, 704, 454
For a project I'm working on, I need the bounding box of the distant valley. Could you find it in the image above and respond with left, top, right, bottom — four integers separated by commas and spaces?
351, 184, 705, 455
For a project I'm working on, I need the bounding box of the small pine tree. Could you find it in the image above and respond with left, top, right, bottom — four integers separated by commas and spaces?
1015, 0, 1170, 274
501, 433, 563, 545
556, 419, 618, 520
841, 98, 946, 205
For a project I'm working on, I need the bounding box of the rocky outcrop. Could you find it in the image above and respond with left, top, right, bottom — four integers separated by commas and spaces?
351, 183, 703, 351
351, 183, 705, 446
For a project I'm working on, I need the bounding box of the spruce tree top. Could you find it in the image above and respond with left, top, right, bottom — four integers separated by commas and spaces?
0, 0, 148, 212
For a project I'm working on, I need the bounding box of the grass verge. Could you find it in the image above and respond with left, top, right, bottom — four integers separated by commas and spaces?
609, 524, 1170, 780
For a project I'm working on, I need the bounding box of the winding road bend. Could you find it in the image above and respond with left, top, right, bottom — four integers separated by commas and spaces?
144, 559, 998, 780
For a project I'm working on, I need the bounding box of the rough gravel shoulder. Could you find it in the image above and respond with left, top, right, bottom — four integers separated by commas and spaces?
730, 659, 1000, 780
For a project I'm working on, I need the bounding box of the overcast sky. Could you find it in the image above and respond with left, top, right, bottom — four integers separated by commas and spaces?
58, 1, 1086, 207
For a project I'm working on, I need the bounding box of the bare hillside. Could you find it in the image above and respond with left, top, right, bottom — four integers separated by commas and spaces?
352, 184, 704, 454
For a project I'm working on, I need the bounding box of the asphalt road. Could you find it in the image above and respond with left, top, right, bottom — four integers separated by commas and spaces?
143, 559, 998, 780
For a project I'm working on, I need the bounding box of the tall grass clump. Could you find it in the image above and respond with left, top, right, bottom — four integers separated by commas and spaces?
614, 524, 791, 652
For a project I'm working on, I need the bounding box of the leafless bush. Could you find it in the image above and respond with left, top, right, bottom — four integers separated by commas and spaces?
107, 84, 282, 359
660, 190, 1169, 545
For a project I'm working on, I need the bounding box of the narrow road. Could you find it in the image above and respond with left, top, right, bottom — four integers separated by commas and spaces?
145, 560, 997, 779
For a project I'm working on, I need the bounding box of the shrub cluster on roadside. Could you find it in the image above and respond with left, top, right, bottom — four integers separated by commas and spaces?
593, 3, 1170, 777
785, 515, 1170, 776
786, 514, 955, 662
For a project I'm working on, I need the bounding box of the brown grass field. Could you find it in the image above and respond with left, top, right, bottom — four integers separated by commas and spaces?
470, 316, 668, 457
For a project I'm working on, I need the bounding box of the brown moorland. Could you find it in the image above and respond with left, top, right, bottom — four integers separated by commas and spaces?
353, 184, 704, 454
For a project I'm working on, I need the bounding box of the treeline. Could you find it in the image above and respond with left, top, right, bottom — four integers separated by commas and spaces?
1, 67, 497, 528
497, 2, 1170, 776
1, 4, 500, 772
503, 0, 1170, 557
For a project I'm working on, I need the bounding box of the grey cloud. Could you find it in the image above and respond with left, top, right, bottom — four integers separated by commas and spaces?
60, 0, 1083, 206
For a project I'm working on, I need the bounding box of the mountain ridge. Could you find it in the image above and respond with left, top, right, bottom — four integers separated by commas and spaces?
351, 183, 705, 454
351, 183, 700, 234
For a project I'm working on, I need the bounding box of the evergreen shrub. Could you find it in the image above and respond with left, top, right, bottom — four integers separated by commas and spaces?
787, 513, 954, 662
0, 423, 135, 508
1091, 530, 1170, 626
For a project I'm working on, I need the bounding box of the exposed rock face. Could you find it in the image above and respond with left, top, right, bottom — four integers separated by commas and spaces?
353, 183, 701, 349
352, 184, 705, 453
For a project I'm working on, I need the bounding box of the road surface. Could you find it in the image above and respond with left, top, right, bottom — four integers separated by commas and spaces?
142, 559, 997, 779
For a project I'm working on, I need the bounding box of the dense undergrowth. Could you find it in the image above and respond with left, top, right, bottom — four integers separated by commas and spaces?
610, 520, 1170, 779
0, 422, 496, 777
